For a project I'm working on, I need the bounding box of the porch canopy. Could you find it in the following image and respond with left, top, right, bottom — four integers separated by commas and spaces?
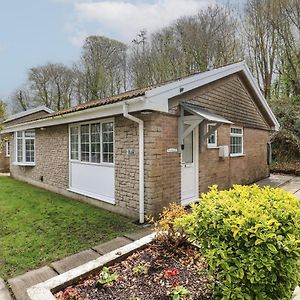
178, 102, 233, 151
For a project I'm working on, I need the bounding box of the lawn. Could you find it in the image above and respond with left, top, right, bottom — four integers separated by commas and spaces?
0, 176, 139, 279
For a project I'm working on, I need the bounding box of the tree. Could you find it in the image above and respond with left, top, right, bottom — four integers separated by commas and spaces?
28, 63, 74, 111
74, 36, 128, 101
244, 0, 280, 100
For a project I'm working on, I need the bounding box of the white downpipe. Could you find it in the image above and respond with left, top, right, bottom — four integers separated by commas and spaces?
123, 103, 145, 223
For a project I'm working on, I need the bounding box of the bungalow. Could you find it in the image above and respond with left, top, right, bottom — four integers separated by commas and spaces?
1, 62, 279, 222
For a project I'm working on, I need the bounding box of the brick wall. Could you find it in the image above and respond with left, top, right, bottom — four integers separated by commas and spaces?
198, 125, 269, 194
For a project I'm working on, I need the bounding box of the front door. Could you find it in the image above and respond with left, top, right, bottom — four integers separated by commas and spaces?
181, 125, 199, 205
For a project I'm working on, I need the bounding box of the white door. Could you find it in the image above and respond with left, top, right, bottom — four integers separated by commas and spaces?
181, 125, 199, 205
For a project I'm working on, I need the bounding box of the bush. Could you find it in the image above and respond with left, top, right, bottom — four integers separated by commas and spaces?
179, 185, 300, 300
148, 202, 188, 247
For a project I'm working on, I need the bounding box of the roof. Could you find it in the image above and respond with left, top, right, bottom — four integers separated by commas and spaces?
1, 61, 280, 132
3, 106, 54, 123
181, 102, 233, 124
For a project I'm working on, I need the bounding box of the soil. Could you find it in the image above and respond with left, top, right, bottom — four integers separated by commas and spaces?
55, 243, 214, 300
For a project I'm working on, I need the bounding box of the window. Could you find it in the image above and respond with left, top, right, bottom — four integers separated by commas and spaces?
70, 120, 114, 164
5, 141, 10, 157
15, 130, 35, 164
207, 124, 218, 148
230, 127, 243, 156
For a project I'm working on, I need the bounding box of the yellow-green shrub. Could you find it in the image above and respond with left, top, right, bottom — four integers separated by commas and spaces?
179, 185, 300, 300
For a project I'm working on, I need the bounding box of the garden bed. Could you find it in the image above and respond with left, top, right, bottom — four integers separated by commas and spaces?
54, 242, 213, 300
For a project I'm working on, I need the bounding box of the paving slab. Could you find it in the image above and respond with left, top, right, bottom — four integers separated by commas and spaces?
0, 278, 12, 300
124, 227, 153, 241
256, 174, 294, 188
8, 266, 57, 300
280, 182, 300, 194
92, 237, 132, 255
51, 249, 100, 274
293, 190, 300, 199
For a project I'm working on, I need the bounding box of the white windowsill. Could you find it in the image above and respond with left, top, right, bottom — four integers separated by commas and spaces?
13, 162, 36, 166
70, 160, 114, 168
230, 153, 245, 158
207, 145, 219, 149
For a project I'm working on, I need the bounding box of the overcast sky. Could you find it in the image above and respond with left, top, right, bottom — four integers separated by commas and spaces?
0, 0, 239, 102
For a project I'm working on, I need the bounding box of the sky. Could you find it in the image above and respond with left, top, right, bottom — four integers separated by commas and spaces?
0, 0, 238, 103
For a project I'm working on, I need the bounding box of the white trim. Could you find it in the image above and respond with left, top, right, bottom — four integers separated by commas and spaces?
230, 126, 244, 156
2, 62, 279, 133
4, 106, 53, 123
5, 141, 10, 157
68, 117, 115, 166
181, 126, 199, 206
14, 130, 36, 166
207, 123, 218, 148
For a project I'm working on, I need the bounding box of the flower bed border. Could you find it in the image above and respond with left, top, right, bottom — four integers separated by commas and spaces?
26, 233, 155, 300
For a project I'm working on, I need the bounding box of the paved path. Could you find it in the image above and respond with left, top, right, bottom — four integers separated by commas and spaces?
256, 173, 300, 198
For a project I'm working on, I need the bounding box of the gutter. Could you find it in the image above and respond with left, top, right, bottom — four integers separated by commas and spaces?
123, 102, 145, 224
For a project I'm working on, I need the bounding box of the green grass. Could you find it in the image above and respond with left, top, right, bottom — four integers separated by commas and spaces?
0, 177, 138, 279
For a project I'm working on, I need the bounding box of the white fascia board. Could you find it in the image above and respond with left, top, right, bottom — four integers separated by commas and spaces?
145, 61, 279, 131
4, 106, 54, 123
242, 64, 280, 131
1, 97, 148, 133
145, 61, 246, 102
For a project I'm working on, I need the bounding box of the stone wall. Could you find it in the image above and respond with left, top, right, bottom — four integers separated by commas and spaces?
10, 125, 69, 189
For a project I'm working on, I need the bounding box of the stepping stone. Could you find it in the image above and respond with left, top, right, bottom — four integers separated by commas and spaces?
8, 266, 56, 300
51, 249, 100, 274
124, 227, 153, 241
92, 237, 132, 255
0, 278, 12, 300
280, 182, 300, 194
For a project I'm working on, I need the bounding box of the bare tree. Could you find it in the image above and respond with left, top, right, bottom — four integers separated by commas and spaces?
244, 0, 280, 100
74, 36, 128, 101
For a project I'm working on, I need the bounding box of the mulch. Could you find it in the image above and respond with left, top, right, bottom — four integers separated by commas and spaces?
55, 243, 214, 300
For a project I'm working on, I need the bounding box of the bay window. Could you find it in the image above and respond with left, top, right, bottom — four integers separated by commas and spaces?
70, 119, 114, 164
15, 130, 35, 164
230, 127, 243, 156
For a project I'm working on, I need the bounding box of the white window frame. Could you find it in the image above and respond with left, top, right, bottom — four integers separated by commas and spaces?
5, 141, 10, 157
14, 130, 36, 166
230, 126, 244, 157
69, 118, 115, 167
207, 123, 218, 148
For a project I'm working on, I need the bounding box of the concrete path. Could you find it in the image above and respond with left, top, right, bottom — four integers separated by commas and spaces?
4, 226, 152, 300
256, 174, 300, 198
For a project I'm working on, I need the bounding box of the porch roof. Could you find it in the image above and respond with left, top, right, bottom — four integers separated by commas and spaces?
181, 102, 233, 124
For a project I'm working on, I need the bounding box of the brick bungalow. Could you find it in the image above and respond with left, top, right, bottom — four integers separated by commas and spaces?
1, 62, 279, 222
0, 106, 53, 173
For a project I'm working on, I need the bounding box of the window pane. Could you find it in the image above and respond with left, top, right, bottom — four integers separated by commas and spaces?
80, 124, 90, 162
182, 125, 193, 163
17, 139, 23, 162
25, 139, 35, 162
25, 130, 35, 137
70, 127, 79, 160
91, 123, 101, 163
102, 122, 114, 163
207, 124, 216, 145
